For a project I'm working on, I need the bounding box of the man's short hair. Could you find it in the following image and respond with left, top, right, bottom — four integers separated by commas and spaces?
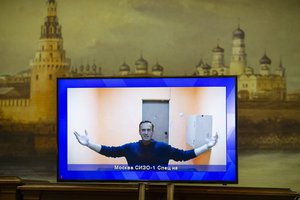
139, 120, 154, 131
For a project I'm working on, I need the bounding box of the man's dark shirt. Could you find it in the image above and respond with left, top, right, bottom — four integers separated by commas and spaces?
99, 140, 196, 166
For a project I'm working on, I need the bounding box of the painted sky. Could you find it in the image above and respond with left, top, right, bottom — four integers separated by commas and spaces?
0, 0, 299, 92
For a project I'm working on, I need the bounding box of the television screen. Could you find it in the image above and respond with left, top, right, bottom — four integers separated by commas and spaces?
57, 76, 237, 183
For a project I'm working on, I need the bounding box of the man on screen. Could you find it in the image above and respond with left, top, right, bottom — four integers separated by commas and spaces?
74, 120, 218, 167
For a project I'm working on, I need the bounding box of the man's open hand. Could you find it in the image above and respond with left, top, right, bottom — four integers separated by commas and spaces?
207, 133, 218, 148
74, 130, 90, 146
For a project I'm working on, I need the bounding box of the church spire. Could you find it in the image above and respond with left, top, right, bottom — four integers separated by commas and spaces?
40, 0, 62, 39
47, 0, 57, 17
279, 57, 283, 68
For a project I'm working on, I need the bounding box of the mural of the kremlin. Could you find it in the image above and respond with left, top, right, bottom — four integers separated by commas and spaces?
0, 0, 299, 193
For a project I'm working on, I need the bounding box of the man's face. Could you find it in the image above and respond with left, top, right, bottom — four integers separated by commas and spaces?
139, 122, 153, 142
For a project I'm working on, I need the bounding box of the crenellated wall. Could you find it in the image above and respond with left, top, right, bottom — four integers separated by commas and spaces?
0, 99, 31, 123
0, 99, 30, 107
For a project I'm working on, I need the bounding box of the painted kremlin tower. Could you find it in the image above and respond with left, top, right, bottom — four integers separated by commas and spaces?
30, 0, 70, 122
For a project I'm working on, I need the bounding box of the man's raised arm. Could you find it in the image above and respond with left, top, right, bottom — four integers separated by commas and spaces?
74, 130, 102, 152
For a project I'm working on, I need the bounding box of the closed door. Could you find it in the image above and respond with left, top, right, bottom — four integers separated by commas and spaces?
142, 100, 169, 144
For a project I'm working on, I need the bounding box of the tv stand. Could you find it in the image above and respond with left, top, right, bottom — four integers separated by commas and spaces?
138, 183, 146, 200
167, 183, 174, 200
138, 182, 175, 200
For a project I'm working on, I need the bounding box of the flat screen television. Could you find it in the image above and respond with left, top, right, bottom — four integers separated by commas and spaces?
57, 76, 237, 183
